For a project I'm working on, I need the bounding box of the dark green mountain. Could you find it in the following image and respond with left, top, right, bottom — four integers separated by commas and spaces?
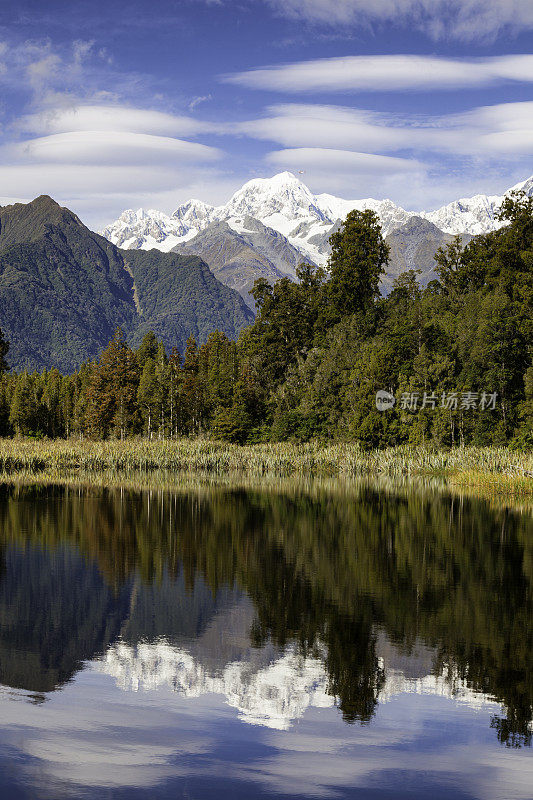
0, 196, 253, 372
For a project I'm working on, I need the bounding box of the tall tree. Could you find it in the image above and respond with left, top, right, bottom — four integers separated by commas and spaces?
327, 209, 389, 317
86, 329, 140, 439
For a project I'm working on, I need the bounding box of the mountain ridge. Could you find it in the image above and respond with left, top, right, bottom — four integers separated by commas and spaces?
102, 171, 533, 266
0, 196, 253, 372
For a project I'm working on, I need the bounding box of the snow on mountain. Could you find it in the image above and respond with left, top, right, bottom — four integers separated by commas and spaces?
101, 172, 414, 265
223, 171, 330, 234
423, 175, 533, 235
315, 194, 412, 235
101, 171, 533, 266
96, 639, 501, 731
100, 208, 196, 252
422, 193, 504, 236
172, 198, 218, 230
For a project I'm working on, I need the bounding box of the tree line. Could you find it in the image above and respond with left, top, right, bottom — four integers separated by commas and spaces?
0, 192, 530, 446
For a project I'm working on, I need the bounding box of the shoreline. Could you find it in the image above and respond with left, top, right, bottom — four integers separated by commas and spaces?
0, 438, 530, 497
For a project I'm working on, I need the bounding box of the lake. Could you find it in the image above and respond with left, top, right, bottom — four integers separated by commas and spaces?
0, 479, 531, 799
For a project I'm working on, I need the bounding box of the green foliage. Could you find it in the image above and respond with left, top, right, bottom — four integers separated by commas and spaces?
0, 193, 530, 447
0, 196, 253, 373
327, 209, 389, 317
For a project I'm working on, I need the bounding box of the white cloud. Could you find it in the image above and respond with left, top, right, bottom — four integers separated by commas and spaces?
265, 146, 428, 198
267, 147, 421, 173
237, 105, 408, 151
264, 0, 533, 42
0, 38, 97, 100
236, 101, 533, 157
188, 94, 212, 112
15, 104, 212, 137
0, 162, 241, 227
10, 130, 221, 166
223, 54, 533, 93
0, 103, 226, 226
26, 53, 62, 92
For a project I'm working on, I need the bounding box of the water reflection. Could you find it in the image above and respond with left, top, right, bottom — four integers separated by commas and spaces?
0, 481, 531, 743
0, 480, 531, 798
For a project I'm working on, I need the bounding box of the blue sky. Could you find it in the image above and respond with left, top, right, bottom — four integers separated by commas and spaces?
0, 0, 532, 226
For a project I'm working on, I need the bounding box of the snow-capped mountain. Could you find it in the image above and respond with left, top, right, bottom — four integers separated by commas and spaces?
96, 638, 502, 731
102, 171, 532, 260
422, 175, 533, 235
102, 208, 196, 252
100, 172, 532, 301
102, 172, 420, 264
172, 198, 219, 232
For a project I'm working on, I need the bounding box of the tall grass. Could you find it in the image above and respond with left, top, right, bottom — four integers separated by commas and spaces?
0, 438, 530, 483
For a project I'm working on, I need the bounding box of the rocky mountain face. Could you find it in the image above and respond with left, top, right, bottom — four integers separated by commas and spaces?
174, 216, 307, 310
0, 196, 253, 372
382, 217, 473, 293
102, 171, 532, 297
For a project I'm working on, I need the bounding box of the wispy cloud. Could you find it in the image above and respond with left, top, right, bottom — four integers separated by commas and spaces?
235, 101, 533, 157
266, 146, 426, 197
267, 147, 422, 173
223, 54, 533, 93
188, 94, 212, 112
263, 0, 533, 42
0, 36, 156, 113
0, 38, 230, 224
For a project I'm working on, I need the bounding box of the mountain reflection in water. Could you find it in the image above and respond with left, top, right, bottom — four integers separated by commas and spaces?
0, 480, 531, 799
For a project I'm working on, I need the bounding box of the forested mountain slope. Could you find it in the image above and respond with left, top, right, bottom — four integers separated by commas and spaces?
0, 196, 253, 372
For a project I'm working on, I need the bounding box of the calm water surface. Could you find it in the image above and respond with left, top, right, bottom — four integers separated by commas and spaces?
0, 480, 531, 799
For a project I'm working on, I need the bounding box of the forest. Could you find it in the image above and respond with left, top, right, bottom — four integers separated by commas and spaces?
0, 192, 531, 448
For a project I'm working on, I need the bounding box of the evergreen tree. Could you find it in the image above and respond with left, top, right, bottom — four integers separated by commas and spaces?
327, 209, 389, 317
86, 329, 140, 439
9, 372, 35, 435
137, 358, 159, 438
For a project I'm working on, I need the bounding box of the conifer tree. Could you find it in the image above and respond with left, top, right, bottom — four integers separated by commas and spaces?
86, 329, 140, 439
327, 209, 389, 317
9, 372, 34, 435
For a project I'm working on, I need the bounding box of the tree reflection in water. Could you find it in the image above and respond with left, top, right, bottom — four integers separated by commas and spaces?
0, 480, 530, 746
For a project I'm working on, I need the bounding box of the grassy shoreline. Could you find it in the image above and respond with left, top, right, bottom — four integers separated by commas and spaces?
0, 438, 530, 492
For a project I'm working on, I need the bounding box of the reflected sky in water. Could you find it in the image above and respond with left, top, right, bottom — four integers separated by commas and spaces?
0, 480, 531, 799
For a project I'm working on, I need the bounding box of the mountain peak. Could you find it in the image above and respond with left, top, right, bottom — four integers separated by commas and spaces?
509, 175, 533, 194
235, 171, 309, 196
101, 171, 533, 265
0, 194, 84, 252
31, 194, 61, 208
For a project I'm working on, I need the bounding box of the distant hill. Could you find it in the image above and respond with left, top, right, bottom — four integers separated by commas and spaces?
0, 196, 253, 372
